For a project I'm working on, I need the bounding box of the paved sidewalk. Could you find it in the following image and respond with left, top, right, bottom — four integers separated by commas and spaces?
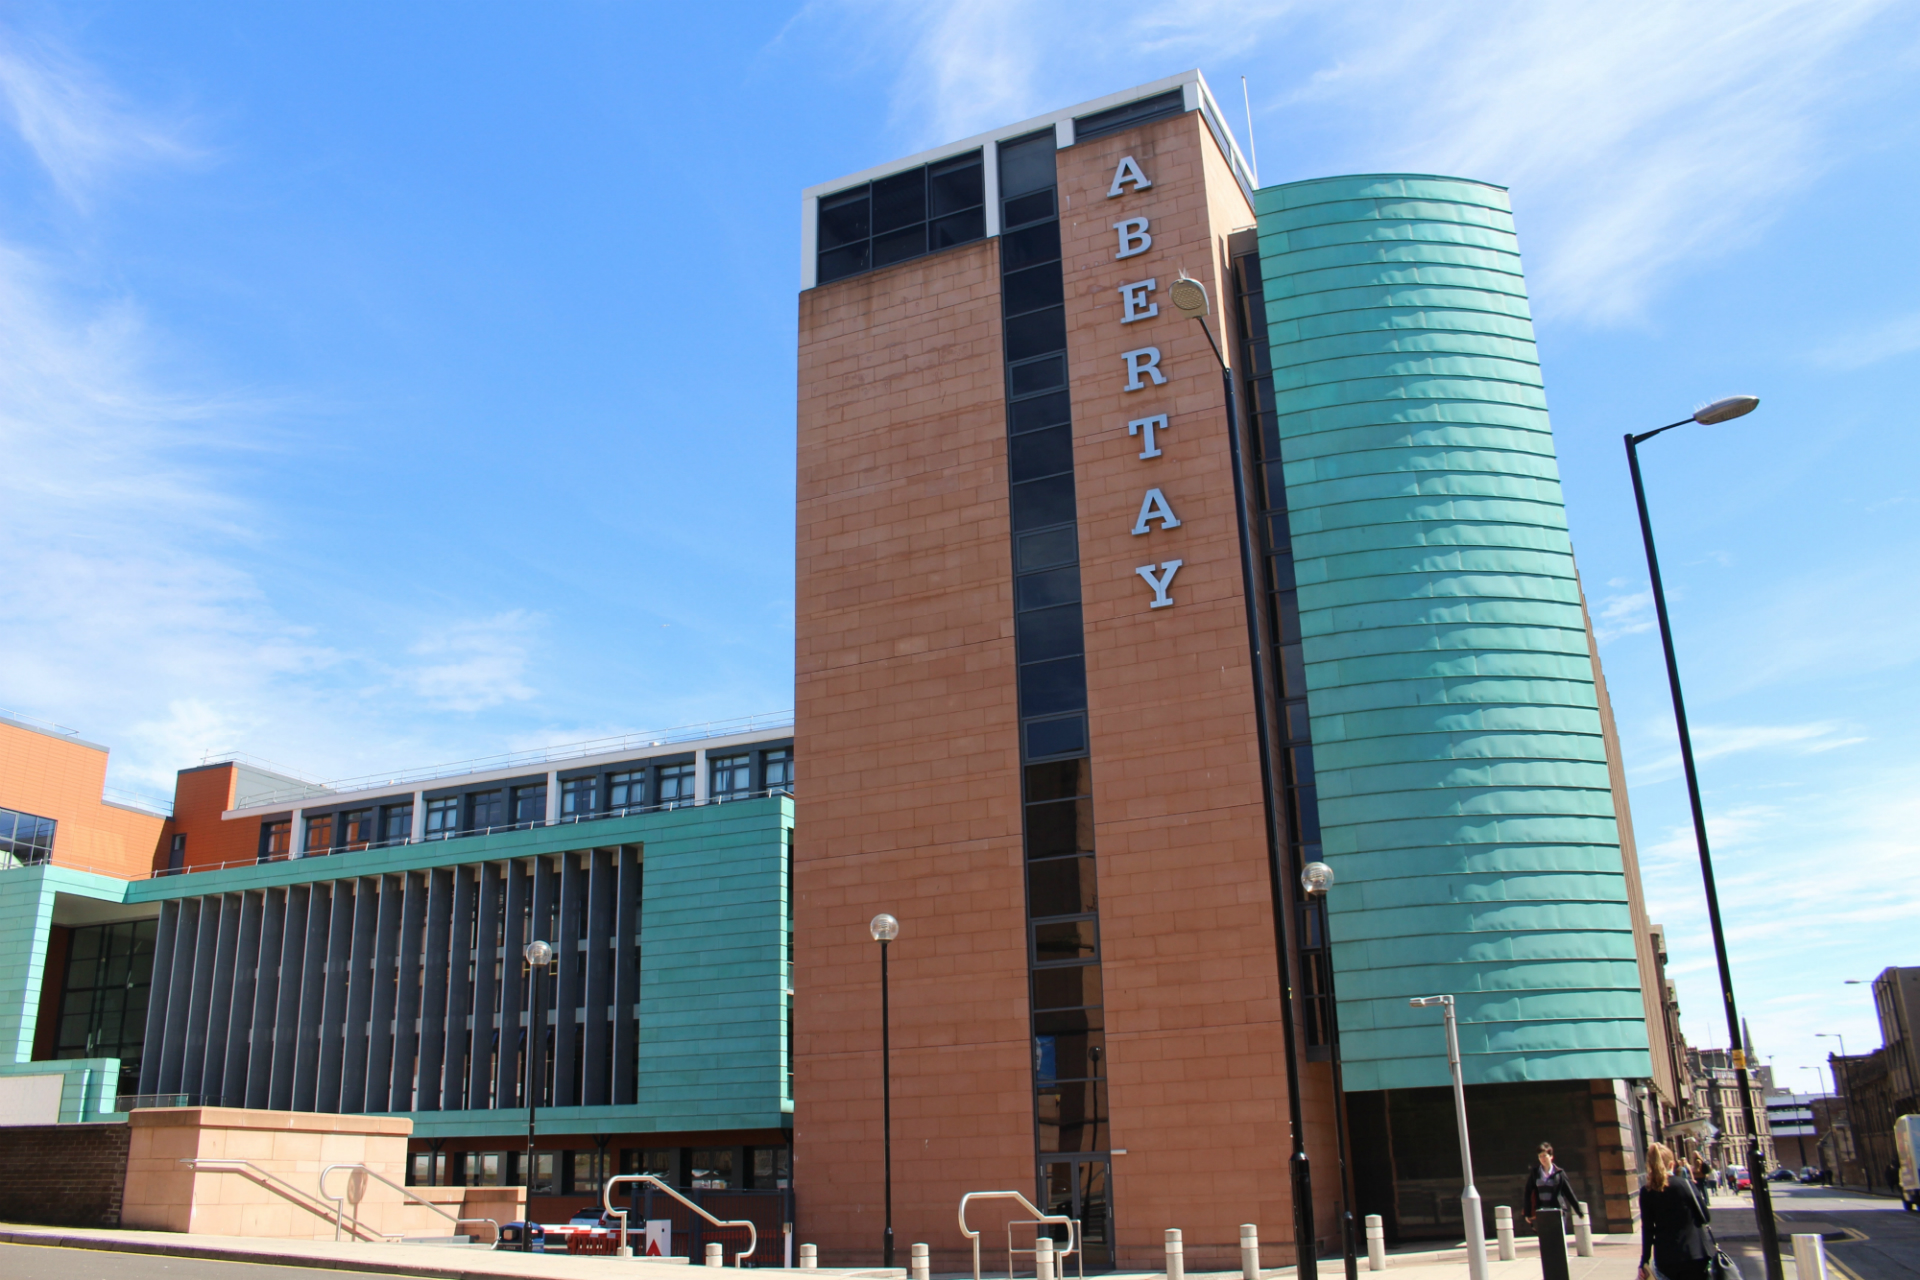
0, 1222, 900, 1280
0, 1222, 1651, 1280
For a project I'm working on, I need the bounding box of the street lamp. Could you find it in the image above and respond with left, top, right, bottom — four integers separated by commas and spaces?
522, 938, 555, 1251
870, 913, 899, 1269
1176, 270, 1321, 1279
1624, 394, 1783, 1280
1301, 862, 1357, 1280
1408, 996, 1487, 1280
1633, 1082, 1653, 1171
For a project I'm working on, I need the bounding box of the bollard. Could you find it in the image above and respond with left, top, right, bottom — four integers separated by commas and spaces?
1365, 1215, 1385, 1272
1792, 1234, 1829, 1280
1573, 1204, 1592, 1258
1241, 1223, 1261, 1280
706, 1242, 724, 1267
913, 1242, 932, 1280
1165, 1228, 1185, 1280
1037, 1236, 1056, 1280
800, 1244, 819, 1270
1494, 1207, 1515, 1261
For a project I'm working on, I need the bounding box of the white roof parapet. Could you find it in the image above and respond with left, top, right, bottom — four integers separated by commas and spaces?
223, 711, 794, 818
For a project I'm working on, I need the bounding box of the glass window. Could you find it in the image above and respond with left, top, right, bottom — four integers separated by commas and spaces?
166, 834, 186, 872
562, 776, 599, 817
467, 790, 505, 832
710, 754, 751, 800
260, 819, 290, 860
749, 1147, 791, 1189
382, 803, 413, 845
657, 764, 694, 808
762, 748, 793, 793
621, 1148, 674, 1179
688, 1148, 734, 1190
303, 813, 334, 854
55, 919, 157, 1102
815, 151, 986, 285
0, 806, 56, 866
511, 784, 547, 827
424, 797, 459, 840
407, 1151, 447, 1186
569, 1149, 602, 1194
609, 771, 645, 811
340, 809, 375, 851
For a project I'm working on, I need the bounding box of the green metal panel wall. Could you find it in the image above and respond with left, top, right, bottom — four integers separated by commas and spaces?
1253, 175, 1652, 1091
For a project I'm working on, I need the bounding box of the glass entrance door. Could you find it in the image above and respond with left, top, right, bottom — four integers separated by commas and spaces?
1042, 1156, 1112, 1269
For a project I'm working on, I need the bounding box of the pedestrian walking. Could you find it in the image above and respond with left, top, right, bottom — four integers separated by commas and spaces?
1523, 1142, 1584, 1280
1638, 1143, 1711, 1280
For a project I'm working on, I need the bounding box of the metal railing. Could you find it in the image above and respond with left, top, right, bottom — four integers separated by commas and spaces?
958, 1191, 1082, 1280
603, 1174, 758, 1264
319, 1162, 497, 1244
146, 785, 797, 879
180, 1158, 386, 1242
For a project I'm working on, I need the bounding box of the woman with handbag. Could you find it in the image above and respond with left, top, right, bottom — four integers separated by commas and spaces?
1524, 1143, 1584, 1280
1639, 1143, 1712, 1280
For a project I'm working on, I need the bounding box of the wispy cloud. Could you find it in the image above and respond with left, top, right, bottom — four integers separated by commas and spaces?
1812, 308, 1920, 370
1629, 720, 1864, 784
400, 612, 541, 713
0, 28, 202, 207
1592, 587, 1655, 642
813, 0, 1919, 324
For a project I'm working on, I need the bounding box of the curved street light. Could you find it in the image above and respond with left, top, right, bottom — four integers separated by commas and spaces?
870, 913, 899, 1268
1625, 395, 1781, 1280
1300, 862, 1357, 1280
522, 938, 555, 1250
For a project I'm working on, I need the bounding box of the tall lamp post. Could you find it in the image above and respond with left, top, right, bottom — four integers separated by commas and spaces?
522, 938, 555, 1251
1172, 270, 1320, 1279
870, 913, 899, 1269
1409, 996, 1488, 1280
1301, 861, 1357, 1280
1625, 394, 1782, 1280
1816, 1033, 1852, 1187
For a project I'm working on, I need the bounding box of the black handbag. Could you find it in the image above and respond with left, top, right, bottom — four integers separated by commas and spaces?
1707, 1227, 1744, 1280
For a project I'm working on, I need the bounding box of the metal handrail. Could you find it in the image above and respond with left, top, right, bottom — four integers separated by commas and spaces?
179, 1158, 383, 1242
318, 1162, 498, 1244
958, 1190, 1082, 1280
603, 1173, 758, 1264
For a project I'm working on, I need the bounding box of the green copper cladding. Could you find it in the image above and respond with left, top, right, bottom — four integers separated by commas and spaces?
1253, 175, 1651, 1091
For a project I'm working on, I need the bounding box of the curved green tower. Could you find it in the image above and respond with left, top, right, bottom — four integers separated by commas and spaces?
1252, 175, 1652, 1091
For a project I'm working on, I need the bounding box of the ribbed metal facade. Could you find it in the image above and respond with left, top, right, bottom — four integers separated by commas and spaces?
1253, 174, 1652, 1091
137, 848, 643, 1111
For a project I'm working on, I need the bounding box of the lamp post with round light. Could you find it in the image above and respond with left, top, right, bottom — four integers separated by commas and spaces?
1625, 394, 1781, 1280
1171, 269, 1320, 1279
870, 913, 899, 1269
522, 937, 555, 1250
1300, 861, 1357, 1280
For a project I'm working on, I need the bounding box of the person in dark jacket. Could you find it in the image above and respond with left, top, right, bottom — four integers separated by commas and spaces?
1639, 1142, 1711, 1280
1524, 1143, 1584, 1280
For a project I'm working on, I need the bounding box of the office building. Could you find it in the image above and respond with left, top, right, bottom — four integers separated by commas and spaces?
794, 71, 1672, 1268
0, 715, 796, 1227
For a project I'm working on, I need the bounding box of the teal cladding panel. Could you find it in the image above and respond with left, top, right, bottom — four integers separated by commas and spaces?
1254, 174, 1651, 1091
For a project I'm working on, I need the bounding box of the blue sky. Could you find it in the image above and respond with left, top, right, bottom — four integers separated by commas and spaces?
1, 1, 1915, 1098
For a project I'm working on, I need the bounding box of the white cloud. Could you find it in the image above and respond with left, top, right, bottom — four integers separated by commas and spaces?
1630, 720, 1864, 783
820, 0, 1918, 324
1592, 588, 1656, 642
1812, 308, 1920, 370
0, 28, 202, 207
399, 612, 541, 713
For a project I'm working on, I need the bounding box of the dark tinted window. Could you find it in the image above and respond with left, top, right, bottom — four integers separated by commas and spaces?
1016, 604, 1084, 662
1010, 425, 1073, 484
815, 151, 986, 285
1010, 390, 1071, 433
1025, 797, 1093, 859
1003, 264, 1064, 316
1009, 354, 1066, 398
1024, 714, 1087, 760
1025, 758, 1091, 802
1017, 526, 1077, 572
998, 131, 1056, 197
1073, 89, 1184, 141
1002, 221, 1061, 271
1016, 563, 1080, 610
1011, 473, 1076, 531
1028, 855, 1097, 917
1032, 964, 1101, 1011
1018, 657, 1088, 718
1005, 307, 1066, 362
1003, 189, 1054, 228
